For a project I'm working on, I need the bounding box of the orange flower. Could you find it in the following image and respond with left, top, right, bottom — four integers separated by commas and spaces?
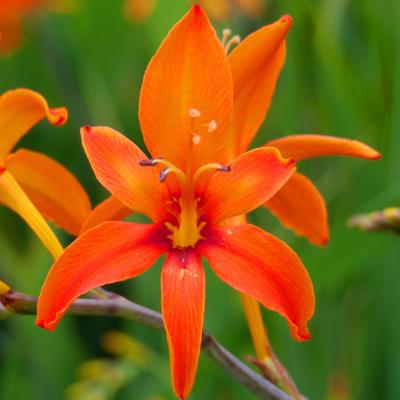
84, 7, 379, 244
198, 0, 265, 21
36, 6, 315, 399
124, 0, 156, 23
124, 0, 265, 23
0, 0, 67, 55
0, 89, 91, 258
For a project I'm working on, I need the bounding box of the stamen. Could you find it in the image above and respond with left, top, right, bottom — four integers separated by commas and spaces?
192, 162, 231, 188
139, 158, 188, 188
221, 28, 232, 47
224, 34, 241, 54
192, 133, 201, 145
159, 167, 170, 182
218, 165, 231, 172
139, 157, 162, 166
208, 120, 217, 133
189, 108, 201, 118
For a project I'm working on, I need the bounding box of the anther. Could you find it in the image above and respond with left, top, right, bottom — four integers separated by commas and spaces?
221, 28, 232, 47
159, 167, 170, 182
189, 108, 201, 118
208, 120, 217, 133
218, 165, 231, 172
139, 157, 161, 167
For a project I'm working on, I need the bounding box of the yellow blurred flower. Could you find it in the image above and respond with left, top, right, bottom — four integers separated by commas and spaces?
124, 0, 266, 23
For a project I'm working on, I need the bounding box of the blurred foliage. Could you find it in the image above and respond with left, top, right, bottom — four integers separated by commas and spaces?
0, 0, 399, 399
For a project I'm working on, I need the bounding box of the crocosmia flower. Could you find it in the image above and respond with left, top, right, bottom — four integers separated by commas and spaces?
0, 0, 68, 55
36, 6, 315, 398
0, 89, 91, 249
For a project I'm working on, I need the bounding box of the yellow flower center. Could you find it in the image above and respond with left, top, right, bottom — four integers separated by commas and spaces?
139, 158, 230, 248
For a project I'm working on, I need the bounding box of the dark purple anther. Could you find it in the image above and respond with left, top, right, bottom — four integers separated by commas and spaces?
159, 168, 170, 182
218, 165, 231, 173
139, 157, 162, 167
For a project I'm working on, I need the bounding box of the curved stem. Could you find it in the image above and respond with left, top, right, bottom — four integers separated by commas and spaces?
0, 290, 293, 400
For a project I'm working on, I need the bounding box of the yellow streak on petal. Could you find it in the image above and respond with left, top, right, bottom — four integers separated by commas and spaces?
0, 170, 63, 260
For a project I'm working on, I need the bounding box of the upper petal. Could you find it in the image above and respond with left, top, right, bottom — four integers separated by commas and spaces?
265, 172, 329, 246
229, 15, 292, 154
161, 249, 205, 399
36, 221, 167, 331
0, 88, 67, 161
5, 149, 91, 236
80, 196, 132, 234
267, 134, 381, 161
81, 126, 171, 222
199, 224, 314, 340
201, 147, 295, 224
139, 5, 233, 174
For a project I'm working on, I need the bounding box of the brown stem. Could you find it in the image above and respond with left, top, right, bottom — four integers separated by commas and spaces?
348, 207, 400, 234
1, 290, 293, 400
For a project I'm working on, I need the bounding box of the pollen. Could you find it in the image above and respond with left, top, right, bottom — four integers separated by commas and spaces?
192, 133, 201, 145
188, 108, 201, 118
208, 120, 217, 133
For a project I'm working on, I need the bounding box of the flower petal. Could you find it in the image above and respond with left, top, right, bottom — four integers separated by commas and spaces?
139, 5, 233, 174
81, 126, 171, 222
199, 224, 314, 340
81, 196, 132, 234
201, 147, 295, 223
0, 13, 23, 56
0, 88, 67, 160
229, 15, 292, 153
161, 249, 205, 399
0, 168, 64, 260
265, 172, 328, 246
36, 221, 167, 331
267, 134, 381, 161
5, 149, 91, 236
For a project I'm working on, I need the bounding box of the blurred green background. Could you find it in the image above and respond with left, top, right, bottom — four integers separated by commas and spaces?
0, 0, 399, 399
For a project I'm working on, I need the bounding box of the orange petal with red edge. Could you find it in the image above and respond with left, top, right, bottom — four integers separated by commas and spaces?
267, 134, 381, 161
265, 172, 328, 246
81, 126, 171, 222
36, 221, 167, 331
0, 88, 67, 160
162, 249, 205, 399
201, 147, 295, 224
229, 15, 292, 154
81, 196, 132, 234
5, 149, 91, 236
139, 5, 233, 174
199, 223, 314, 340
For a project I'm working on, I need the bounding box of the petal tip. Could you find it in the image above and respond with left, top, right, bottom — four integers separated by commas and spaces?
280, 14, 293, 27
369, 151, 381, 160
291, 324, 312, 342
192, 4, 202, 14
48, 107, 68, 126
0, 166, 6, 175
35, 318, 57, 332
80, 126, 94, 140
313, 231, 329, 247
81, 125, 92, 134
